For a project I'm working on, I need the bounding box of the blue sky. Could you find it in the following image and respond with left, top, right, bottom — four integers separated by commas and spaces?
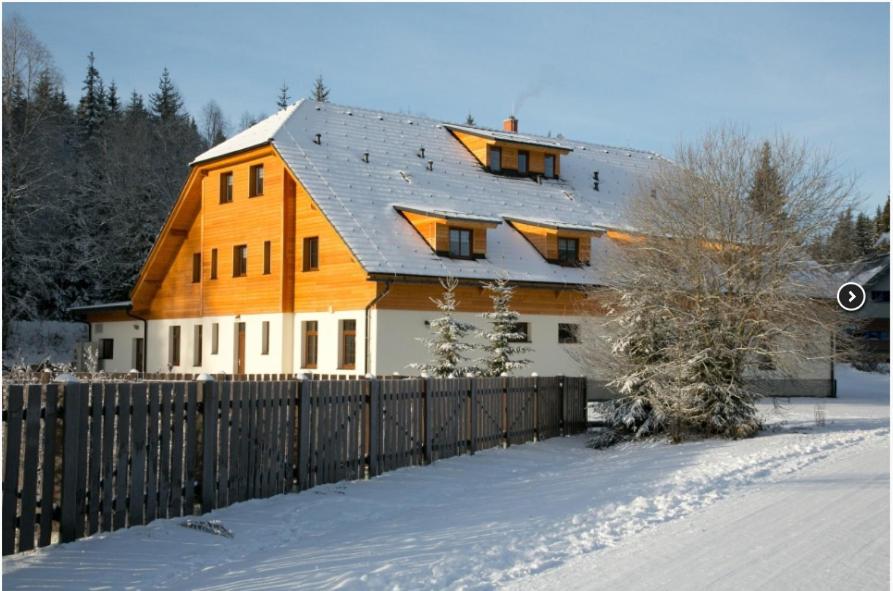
7, 2, 890, 212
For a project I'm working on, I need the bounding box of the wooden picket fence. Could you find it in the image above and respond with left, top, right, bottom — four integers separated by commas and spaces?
1, 375, 586, 555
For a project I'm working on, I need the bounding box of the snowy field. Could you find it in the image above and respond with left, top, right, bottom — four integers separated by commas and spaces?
3, 365, 888, 590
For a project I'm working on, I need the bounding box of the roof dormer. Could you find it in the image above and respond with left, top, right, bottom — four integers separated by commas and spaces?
395, 205, 501, 259
506, 217, 603, 266
445, 119, 573, 180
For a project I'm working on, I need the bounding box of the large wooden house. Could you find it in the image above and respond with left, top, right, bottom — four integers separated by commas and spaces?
72, 100, 834, 392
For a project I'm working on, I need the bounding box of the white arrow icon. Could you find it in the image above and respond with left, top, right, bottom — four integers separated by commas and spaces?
849, 291, 856, 303
837, 282, 866, 312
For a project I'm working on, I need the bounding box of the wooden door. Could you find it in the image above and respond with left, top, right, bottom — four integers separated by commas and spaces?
235, 322, 246, 374
133, 338, 145, 372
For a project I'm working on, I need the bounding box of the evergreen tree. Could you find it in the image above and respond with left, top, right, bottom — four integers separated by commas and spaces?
106, 81, 120, 115
410, 277, 478, 377
76, 52, 107, 139
149, 67, 184, 121
826, 207, 859, 263
748, 142, 786, 220
477, 278, 531, 376
465, 112, 475, 126
277, 83, 290, 109
854, 212, 877, 258
311, 75, 330, 103
877, 196, 890, 235
126, 90, 146, 117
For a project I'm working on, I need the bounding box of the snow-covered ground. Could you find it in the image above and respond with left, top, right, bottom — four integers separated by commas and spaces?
2, 320, 85, 368
3, 365, 888, 590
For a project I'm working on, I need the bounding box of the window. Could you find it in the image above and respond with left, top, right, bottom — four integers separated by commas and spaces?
133, 338, 144, 372
249, 164, 264, 197
192, 252, 201, 283
517, 151, 529, 175
340, 319, 357, 369
263, 240, 272, 275
99, 338, 114, 360
261, 321, 270, 355
558, 323, 579, 344
193, 325, 202, 366
303, 237, 319, 271
449, 228, 472, 258
220, 172, 233, 203
557, 237, 579, 266
303, 321, 318, 368
233, 244, 247, 277
871, 290, 890, 302
544, 154, 556, 179
210, 248, 218, 280
489, 146, 502, 172
508, 322, 530, 343
169, 325, 181, 366
211, 322, 219, 355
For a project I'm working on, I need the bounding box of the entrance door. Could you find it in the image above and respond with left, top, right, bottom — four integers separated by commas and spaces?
235, 322, 246, 374
133, 338, 145, 372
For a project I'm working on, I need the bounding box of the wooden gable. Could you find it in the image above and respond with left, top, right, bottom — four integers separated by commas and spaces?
448, 128, 571, 177
508, 219, 602, 265
397, 207, 499, 258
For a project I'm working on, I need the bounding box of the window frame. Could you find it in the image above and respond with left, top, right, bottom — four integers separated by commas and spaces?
233, 244, 248, 277
211, 322, 219, 355
219, 172, 234, 204
558, 323, 579, 344
261, 321, 270, 356
303, 320, 319, 369
193, 325, 202, 367
340, 319, 357, 369
263, 240, 272, 275
249, 164, 264, 197
517, 150, 529, 175
192, 252, 201, 283
557, 236, 580, 266
448, 227, 473, 259
303, 236, 319, 271
488, 146, 502, 172
210, 248, 218, 280
508, 322, 531, 343
99, 338, 114, 360
544, 154, 556, 179
169, 325, 181, 367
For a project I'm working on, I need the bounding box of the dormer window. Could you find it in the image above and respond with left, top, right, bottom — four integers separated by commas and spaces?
488, 146, 502, 172
449, 228, 473, 258
518, 151, 529, 175
557, 237, 579, 266
544, 154, 556, 179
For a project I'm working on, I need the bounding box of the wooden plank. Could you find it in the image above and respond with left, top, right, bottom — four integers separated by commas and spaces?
246, 381, 258, 498
100, 384, 115, 532
2, 386, 24, 554
200, 378, 218, 514
228, 381, 240, 503
270, 381, 282, 493
286, 381, 297, 491
59, 383, 82, 542
129, 383, 148, 526
424, 378, 433, 465
17, 386, 42, 552
145, 383, 159, 523
238, 381, 251, 501
368, 379, 380, 477
160, 384, 174, 517
38, 385, 59, 548
74, 383, 90, 539
114, 384, 131, 530
217, 381, 230, 508
298, 379, 310, 490
183, 382, 197, 515
86, 383, 102, 535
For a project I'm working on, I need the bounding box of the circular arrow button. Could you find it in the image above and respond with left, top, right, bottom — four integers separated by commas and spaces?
836, 282, 866, 312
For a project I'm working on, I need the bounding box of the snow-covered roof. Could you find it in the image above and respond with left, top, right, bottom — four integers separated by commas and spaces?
241, 100, 664, 285
393, 205, 503, 224
69, 301, 132, 313
847, 256, 889, 287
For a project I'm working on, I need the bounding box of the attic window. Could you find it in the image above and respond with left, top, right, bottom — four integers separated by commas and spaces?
518, 151, 529, 175
448, 228, 473, 259
544, 155, 556, 179
557, 237, 579, 266
488, 146, 502, 172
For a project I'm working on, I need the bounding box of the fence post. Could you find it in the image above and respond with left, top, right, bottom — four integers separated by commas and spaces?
560, 375, 567, 437
57, 375, 82, 543
297, 375, 311, 490
468, 378, 477, 455
198, 374, 217, 514
424, 377, 433, 465
532, 373, 539, 442
501, 374, 508, 448
368, 378, 380, 477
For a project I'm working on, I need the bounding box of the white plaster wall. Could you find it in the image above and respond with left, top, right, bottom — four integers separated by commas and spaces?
146, 313, 291, 374
293, 310, 367, 375
91, 320, 145, 372
370, 309, 587, 377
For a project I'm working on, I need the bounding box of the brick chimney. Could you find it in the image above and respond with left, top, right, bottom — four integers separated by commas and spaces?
503, 116, 518, 133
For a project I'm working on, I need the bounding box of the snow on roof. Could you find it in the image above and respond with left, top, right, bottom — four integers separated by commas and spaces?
69, 301, 132, 313
200, 100, 664, 284
393, 204, 503, 224
504, 216, 605, 233
191, 101, 303, 165
848, 257, 889, 287
442, 123, 576, 151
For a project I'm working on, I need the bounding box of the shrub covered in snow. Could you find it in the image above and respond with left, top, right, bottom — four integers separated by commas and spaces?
409, 277, 479, 377
477, 278, 532, 377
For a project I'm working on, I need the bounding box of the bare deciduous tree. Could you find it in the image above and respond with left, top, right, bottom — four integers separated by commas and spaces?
580, 127, 853, 444
200, 100, 227, 147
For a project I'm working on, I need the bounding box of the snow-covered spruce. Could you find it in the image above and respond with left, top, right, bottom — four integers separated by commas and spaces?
477, 278, 532, 377
409, 277, 479, 378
